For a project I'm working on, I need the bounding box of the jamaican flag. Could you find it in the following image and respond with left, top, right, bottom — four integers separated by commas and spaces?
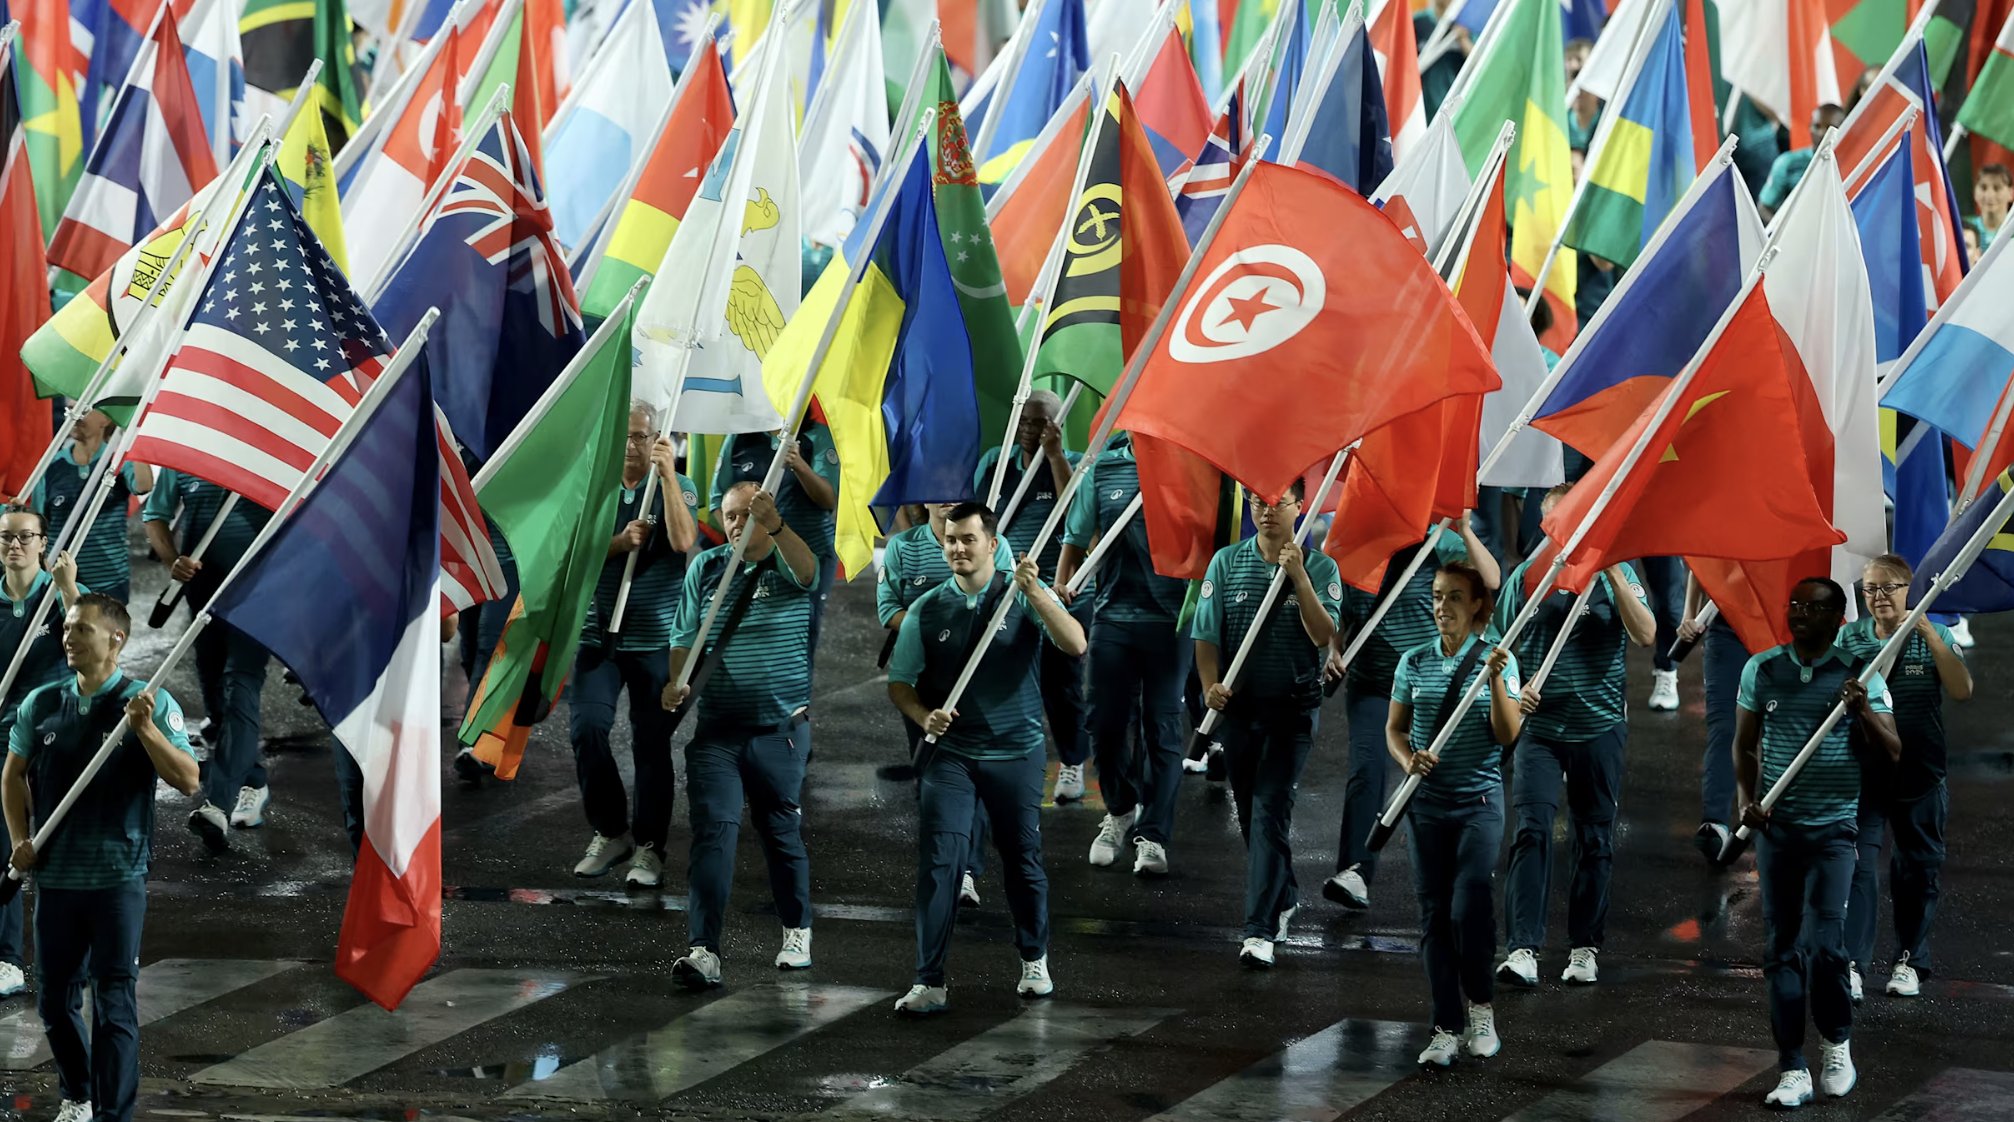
242, 0, 365, 152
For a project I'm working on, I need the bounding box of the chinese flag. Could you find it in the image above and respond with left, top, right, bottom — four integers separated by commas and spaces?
1116, 161, 1498, 505
1538, 285, 1844, 637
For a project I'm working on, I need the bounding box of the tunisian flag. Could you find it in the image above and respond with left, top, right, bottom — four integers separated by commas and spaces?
1116, 161, 1499, 505
1538, 284, 1845, 647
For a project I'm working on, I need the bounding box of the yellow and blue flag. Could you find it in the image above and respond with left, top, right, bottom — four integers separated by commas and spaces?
1562, 0, 1696, 270
761, 140, 980, 579
968, 0, 1088, 182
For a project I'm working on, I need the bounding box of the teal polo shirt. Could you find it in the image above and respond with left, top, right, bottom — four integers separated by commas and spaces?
1339, 528, 1472, 696
1394, 633, 1522, 803
889, 573, 1062, 761
1060, 439, 1186, 625
34, 444, 145, 593
1493, 559, 1648, 741
710, 425, 841, 562
971, 445, 1081, 579
1836, 617, 1960, 796
1192, 538, 1344, 704
1738, 644, 1893, 828
669, 543, 815, 728
1, 572, 87, 740
580, 472, 700, 654
877, 523, 1013, 626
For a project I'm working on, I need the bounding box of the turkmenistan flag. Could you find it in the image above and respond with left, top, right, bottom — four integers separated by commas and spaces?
242, 0, 365, 152
1450, 0, 1577, 351
904, 46, 1025, 446
578, 44, 734, 323
460, 301, 632, 778
1031, 83, 1189, 398
1563, 0, 1697, 270
1959, 6, 2014, 147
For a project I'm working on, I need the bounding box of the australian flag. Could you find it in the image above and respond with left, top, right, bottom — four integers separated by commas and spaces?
373, 110, 585, 462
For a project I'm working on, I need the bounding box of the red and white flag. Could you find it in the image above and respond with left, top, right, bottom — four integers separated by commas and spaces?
1720, 0, 1840, 151
1366, 0, 1425, 162
435, 406, 506, 617
342, 23, 466, 292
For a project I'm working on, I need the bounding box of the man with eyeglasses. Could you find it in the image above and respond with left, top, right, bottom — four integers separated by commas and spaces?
1734, 577, 1901, 1109
1192, 480, 1342, 968
565, 404, 699, 887
0, 508, 86, 1000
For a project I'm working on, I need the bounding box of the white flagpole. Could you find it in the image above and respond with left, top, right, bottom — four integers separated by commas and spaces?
995, 381, 1085, 534
341, 0, 473, 182
920, 135, 1277, 745
363, 82, 513, 304
0, 310, 440, 905
1061, 491, 1143, 596
970, 0, 1050, 164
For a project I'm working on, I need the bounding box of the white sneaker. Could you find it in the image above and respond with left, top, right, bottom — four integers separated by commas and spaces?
1418, 1028, 1461, 1068
1275, 904, 1297, 943
1849, 963, 1864, 1005
1323, 866, 1370, 910
1818, 1039, 1856, 1098
1463, 1002, 1501, 1058
1561, 946, 1598, 985
573, 832, 635, 878
1181, 755, 1207, 774
672, 946, 723, 990
1133, 839, 1169, 877
625, 845, 664, 888
187, 803, 230, 852
1497, 947, 1538, 988
0, 961, 23, 997
54, 1101, 93, 1122
959, 872, 981, 907
230, 785, 270, 828
1648, 668, 1679, 711
1764, 1068, 1814, 1108
775, 927, 813, 970
1951, 617, 1975, 648
1053, 764, 1086, 802
1239, 937, 1275, 969
1016, 956, 1054, 998
1887, 955, 1921, 997
894, 984, 948, 1015
1088, 811, 1132, 867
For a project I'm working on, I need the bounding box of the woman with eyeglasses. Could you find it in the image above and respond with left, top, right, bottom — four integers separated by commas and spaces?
0, 506, 85, 1002
1836, 555, 1972, 1001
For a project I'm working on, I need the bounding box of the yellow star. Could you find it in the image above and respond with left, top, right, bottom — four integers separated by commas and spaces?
1660, 390, 1732, 463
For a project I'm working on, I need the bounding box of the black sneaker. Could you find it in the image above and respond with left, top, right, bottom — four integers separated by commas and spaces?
1695, 822, 1730, 864
452, 748, 490, 789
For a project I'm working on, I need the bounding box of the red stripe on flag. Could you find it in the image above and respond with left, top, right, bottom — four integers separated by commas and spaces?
142, 390, 325, 471
335, 817, 442, 1010
151, 11, 219, 189
122, 437, 290, 510
47, 217, 135, 285
169, 347, 349, 437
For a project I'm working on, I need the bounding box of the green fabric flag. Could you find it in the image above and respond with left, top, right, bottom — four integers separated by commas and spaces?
458, 306, 633, 747
899, 48, 1026, 448
241, 0, 366, 151
1225, 0, 1280, 84
1957, 10, 2014, 148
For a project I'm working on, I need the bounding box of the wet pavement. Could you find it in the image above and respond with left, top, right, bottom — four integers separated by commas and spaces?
3, 561, 2013, 1122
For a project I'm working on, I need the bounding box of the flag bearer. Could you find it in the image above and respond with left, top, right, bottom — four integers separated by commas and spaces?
568, 405, 699, 887
1735, 577, 1900, 1109
1057, 433, 1191, 876
886, 502, 1084, 1014
1839, 555, 1971, 1001
1390, 563, 1521, 1069
141, 471, 273, 849
1496, 484, 1657, 988
34, 410, 151, 604
972, 390, 1092, 799
711, 421, 840, 663
5, 594, 200, 1122
878, 500, 1013, 907
0, 510, 85, 1000
662, 482, 818, 989
1323, 519, 1497, 911
1192, 481, 1342, 968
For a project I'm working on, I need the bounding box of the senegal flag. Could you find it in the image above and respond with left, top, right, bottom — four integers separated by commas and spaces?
461, 302, 633, 778
760, 140, 980, 581
579, 44, 734, 323
242, 0, 365, 152
1449, 0, 1577, 351
1031, 82, 1189, 397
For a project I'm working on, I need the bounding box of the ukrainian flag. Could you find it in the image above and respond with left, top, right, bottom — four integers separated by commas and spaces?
1563, 0, 1695, 270
761, 141, 981, 579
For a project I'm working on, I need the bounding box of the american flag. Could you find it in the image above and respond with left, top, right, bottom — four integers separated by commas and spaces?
435, 405, 506, 618
127, 169, 393, 513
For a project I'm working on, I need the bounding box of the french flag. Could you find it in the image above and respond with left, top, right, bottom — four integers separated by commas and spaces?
47, 3, 216, 281
207, 357, 451, 1010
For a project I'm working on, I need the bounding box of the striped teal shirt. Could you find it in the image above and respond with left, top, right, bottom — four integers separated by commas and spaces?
1393, 633, 1521, 802
141, 470, 270, 571
1340, 528, 1472, 696
876, 523, 1013, 626
1493, 559, 1647, 741
710, 425, 841, 561
1060, 441, 1186, 624
1738, 644, 1893, 827
1192, 538, 1343, 703
1836, 617, 1954, 796
972, 446, 1081, 579
34, 445, 144, 594
670, 544, 815, 728
889, 573, 1061, 760
580, 472, 699, 653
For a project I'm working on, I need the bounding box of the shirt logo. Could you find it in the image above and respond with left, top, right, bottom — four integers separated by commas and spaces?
1904, 663, 1927, 677
51, 494, 66, 508
753, 582, 772, 601
1327, 581, 1342, 601
682, 489, 698, 508
739, 461, 755, 472
1199, 579, 1214, 599
41, 732, 54, 746
1766, 700, 1779, 714
823, 449, 839, 465
938, 629, 951, 642
1234, 591, 1247, 603
1036, 491, 1053, 501
1108, 489, 1122, 501
167, 711, 185, 734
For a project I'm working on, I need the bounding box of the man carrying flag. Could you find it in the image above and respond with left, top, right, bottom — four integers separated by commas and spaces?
4, 594, 201, 1122
662, 482, 820, 990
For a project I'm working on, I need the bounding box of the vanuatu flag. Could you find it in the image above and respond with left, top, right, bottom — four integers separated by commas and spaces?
1030, 82, 1189, 397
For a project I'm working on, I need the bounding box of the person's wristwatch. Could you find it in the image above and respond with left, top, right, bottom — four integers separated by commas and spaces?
764, 516, 785, 535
